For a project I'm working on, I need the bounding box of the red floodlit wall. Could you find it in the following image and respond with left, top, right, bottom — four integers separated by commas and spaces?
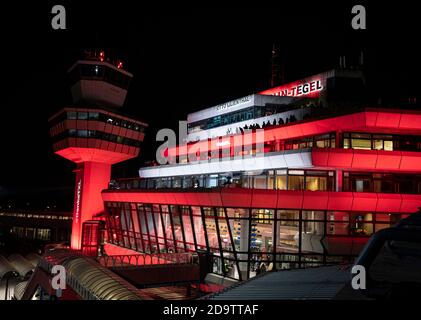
54, 145, 138, 164
312, 149, 421, 172
102, 188, 421, 214
72, 162, 111, 250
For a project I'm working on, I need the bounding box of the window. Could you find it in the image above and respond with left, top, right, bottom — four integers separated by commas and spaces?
284, 133, 335, 151
276, 174, 287, 190
216, 214, 234, 252
350, 213, 373, 236
384, 140, 393, 151
180, 206, 195, 251
306, 175, 327, 191
277, 210, 300, 253
203, 208, 219, 251
253, 176, 267, 189
278, 210, 299, 221
77, 112, 88, 120
251, 217, 273, 253
302, 211, 325, 254
67, 111, 77, 120
78, 130, 88, 137
170, 206, 185, 251
327, 211, 349, 235
161, 208, 175, 252
351, 133, 372, 150
344, 172, 421, 194
88, 112, 99, 120
288, 171, 304, 190
343, 132, 421, 152
252, 209, 274, 221
192, 207, 207, 250
36, 229, 51, 241
373, 139, 383, 150
302, 210, 325, 220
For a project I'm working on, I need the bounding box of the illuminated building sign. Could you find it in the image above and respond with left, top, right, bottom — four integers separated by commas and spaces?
215, 95, 252, 111
75, 179, 82, 225
260, 78, 324, 98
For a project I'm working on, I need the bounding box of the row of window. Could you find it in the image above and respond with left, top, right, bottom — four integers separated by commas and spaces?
0, 212, 72, 220
170, 133, 334, 165
343, 172, 421, 194
244, 169, 335, 191
105, 202, 406, 280
10, 227, 51, 241
176, 131, 421, 166
50, 111, 146, 133
270, 133, 336, 151
110, 169, 336, 191
68, 63, 131, 89
269, 132, 421, 153
343, 132, 421, 152
111, 170, 421, 195
188, 105, 293, 133
53, 129, 142, 148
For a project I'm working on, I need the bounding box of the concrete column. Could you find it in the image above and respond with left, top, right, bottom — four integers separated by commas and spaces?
71, 161, 111, 250
336, 169, 343, 192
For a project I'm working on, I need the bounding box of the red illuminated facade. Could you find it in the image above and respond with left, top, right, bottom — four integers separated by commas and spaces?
103, 105, 421, 280
49, 63, 421, 282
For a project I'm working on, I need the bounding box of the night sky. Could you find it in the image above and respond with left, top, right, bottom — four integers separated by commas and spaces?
0, 2, 419, 210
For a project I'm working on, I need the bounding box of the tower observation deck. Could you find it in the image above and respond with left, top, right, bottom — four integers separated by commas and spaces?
48, 51, 148, 250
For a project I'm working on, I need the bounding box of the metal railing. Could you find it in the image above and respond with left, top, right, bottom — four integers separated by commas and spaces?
97, 252, 198, 268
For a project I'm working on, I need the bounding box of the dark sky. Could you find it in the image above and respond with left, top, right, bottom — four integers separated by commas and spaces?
0, 2, 419, 209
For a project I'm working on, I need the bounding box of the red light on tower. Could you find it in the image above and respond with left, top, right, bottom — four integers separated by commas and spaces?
99, 51, 105, 62
117, 61, 123, 69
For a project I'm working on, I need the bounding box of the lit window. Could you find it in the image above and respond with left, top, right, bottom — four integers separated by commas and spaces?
67, 111, 77, 120
343, 138, 351, 149
77, 112, 88, 120
373, 140, 383, 150
384, 140, 393, 151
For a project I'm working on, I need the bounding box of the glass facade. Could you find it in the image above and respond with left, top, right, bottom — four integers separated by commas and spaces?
50, 110, 146, 133
110, 169, 336, 191
343, 172, 421, 194
112, 170, 421, 195
10, 227, 51, 241
343, 132, 421, 152
187, 105, 292, 133
170, 130, 421, 167
103, 116, 421, 282
282, 133, 336, 151
105, 201, 404, 280
68, 63, 132, 89
52, 129, 142, 148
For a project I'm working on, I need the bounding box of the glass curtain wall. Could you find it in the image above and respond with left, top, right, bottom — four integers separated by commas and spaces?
105, 202, 403, 280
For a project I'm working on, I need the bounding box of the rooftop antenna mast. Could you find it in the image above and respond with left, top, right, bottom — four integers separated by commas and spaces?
271, 43, 284, 87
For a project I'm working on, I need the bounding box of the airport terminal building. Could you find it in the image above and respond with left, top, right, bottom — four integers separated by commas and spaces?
104, 107, 421, 281
48, 55, 421, 282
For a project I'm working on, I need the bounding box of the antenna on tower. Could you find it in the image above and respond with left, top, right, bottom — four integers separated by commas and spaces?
271, 43, 284, 87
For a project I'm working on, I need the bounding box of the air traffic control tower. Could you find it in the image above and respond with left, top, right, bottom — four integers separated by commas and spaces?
48, 51, 147, 250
